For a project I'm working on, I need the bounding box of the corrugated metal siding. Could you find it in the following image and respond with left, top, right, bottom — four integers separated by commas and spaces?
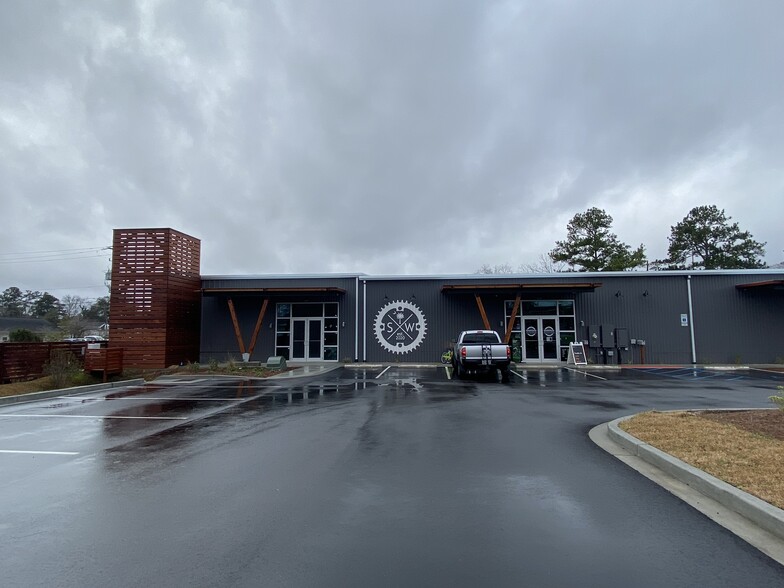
574, 275, 694, 364
362, 279, 502, 363
200, 277, 358, 362
691, 274, 784, 364
201, 272, 783, 365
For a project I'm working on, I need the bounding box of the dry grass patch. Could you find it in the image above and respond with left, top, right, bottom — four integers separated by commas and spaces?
621, 410, 784, 510
0, 376, 58, 397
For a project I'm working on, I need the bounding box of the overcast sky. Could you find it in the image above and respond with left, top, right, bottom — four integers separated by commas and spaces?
1, 0, 783, 301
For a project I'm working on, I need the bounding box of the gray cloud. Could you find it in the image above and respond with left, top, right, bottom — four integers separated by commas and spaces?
1, 0, 782, 300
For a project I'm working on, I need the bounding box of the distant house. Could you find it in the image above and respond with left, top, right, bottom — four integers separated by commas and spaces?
0, 317, 58, 342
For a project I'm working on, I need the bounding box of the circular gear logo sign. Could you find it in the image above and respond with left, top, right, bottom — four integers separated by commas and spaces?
374, 300, 427, 354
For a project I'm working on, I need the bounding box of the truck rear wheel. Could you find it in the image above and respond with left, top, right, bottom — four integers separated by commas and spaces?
499, 367, 510, 383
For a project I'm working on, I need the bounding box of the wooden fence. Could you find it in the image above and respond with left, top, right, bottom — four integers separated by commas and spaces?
0, 342, 87, 383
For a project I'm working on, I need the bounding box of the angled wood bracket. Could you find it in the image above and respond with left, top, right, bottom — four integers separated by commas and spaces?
474, 294, 491, 330
227, 298, 246, 355
503, 294, 521, 344
227, 298, 270, 359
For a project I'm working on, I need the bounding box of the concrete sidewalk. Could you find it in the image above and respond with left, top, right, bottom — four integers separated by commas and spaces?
591, 417, 784, 566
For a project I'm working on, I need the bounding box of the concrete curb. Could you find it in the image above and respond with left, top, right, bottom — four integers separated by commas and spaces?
0, 378, 147, 407
607, 415, 784, 542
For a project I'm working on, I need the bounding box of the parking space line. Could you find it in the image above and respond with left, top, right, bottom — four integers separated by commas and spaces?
58, 396, 249, 402
375, 366, 391, 379
510, 370, 527, 381
0, 450, 79, 455
0, 414, 188, 420
749, 368, 784, 376
564, 367, 607, 380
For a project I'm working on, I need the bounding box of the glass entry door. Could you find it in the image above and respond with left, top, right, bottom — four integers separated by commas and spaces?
523, 317, 559, 362
291, 318, 323, 361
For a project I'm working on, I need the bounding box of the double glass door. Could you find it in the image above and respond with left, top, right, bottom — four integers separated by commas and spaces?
523, 317, 559, 361
291, 319, 322, 361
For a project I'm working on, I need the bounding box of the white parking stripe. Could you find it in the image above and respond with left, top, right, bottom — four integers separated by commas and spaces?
58, 396, 250, 402
0, 450, 79, 455
375, 366, 392, 379
0, 414, 188, 420
510, 370, 527, 381
564, 367, 607, 380
749, 367, 784, 375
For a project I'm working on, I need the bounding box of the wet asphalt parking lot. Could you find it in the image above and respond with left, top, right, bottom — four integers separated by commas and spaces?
1, 367, 784, 587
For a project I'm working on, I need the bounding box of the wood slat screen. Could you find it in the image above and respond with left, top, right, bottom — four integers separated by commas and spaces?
109, 228, 201, 369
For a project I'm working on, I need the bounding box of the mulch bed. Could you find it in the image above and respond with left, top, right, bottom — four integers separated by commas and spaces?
699, 409, 784, 441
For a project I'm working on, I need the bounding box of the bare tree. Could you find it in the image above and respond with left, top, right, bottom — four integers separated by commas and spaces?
519, 254, 567, 274
475, 263, 514, 274
60, 295, 89, 318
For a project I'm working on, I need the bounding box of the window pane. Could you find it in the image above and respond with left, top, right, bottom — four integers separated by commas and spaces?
558, 300, 574, 315
277, 319, 290, 332
559, 317, 575, 331
275, 347, 290, 360
504, 300, 516, 314
325, 303, 338, 317
277, 304, 291, 318
522, 300, 557, 316
292, 304, 323, 317
324, 347, 337, 361
324, 318, 338, 331
276, 333, 290, 347
560, 332, 576, 346
324, 332, 338, 346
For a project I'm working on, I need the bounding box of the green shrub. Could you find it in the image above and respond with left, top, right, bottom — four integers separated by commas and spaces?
770, 386, 784, 411
43, 349, 81, 389
10, 329, 42, 342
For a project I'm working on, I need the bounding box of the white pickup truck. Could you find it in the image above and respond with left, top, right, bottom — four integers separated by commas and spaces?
452, 330, 512, 381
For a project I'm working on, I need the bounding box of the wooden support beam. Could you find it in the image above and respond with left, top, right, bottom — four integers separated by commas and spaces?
474, 294, 491, 330
247, 299, 269, 359
227, 298, 246, 355
503, 294, 521, 344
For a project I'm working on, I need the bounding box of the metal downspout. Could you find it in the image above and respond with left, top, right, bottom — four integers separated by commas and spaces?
362, 280, 367, 362
354, 276, 359, 362
687, 275, 697, 364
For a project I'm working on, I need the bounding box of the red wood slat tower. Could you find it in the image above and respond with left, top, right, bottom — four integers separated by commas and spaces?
109, 228, 201, 368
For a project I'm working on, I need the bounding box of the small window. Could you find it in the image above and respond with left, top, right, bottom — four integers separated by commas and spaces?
277, 304, 291, 318
558, 300, 574, 315
292, 304, 323, 318
325, 303, 338, 317
559, 317, 575, 331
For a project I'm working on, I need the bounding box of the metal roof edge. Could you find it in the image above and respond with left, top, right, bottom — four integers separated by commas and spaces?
200, 269, 784, 282
360, 269, 784, 281
201, 273, 366, 281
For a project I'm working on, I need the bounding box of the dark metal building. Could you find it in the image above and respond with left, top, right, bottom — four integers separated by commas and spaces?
200, 270, 784, 365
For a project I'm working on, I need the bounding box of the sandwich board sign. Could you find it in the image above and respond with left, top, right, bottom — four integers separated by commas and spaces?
567, 342, 588, 366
